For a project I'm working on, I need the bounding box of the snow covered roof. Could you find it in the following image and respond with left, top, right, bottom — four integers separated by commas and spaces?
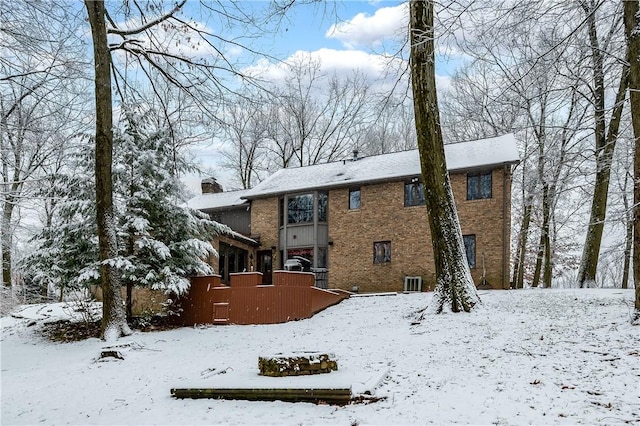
186, 189, 250, 211
243, 134, 520, 199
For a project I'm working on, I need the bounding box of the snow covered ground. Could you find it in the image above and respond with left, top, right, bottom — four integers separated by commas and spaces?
1, 289, 638, 425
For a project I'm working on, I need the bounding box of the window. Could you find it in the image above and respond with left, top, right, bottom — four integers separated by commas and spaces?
218, 242, 248, 283
317, 247, 328, 268
463, 235, 476, 269
349, 188, 361, 210
404, 179, 425, 207
288, 193, 314, 224
373, 241, 391, 264
285, 192, 327, 225
287, 248, 313, 271
467, 171, 492, 200
318, 191, 328, 222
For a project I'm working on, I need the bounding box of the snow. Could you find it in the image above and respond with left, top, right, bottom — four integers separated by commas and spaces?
2, 289, 639, 425
186, 189, 251, 211
244, 134, 520, 199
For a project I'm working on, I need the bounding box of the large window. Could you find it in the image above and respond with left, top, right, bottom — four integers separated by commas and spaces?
373, 241, 391, 264
463, 235, 476, 269
404, 179, 425, 207
349, 188, 361, 210
288, 193, 314, 224
467, 171, 492, 200
285, 192, 328, 224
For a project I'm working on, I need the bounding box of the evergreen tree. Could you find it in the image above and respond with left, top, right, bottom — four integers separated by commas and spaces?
114, 108, 227, 317
25, 144, 100, 300
25, 107, 228, 315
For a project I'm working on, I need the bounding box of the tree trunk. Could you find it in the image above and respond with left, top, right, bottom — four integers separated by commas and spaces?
620, 166, 632, 289
1, 198, 14, 287
409, 0, 479, 313
85, 0, 131, 340
541, 184, 552, 288
621, 207, 632, 290
531, 221, 545, 288
623, 0, 640, 323
513, 201, 532, 289
578, 4, 630, 287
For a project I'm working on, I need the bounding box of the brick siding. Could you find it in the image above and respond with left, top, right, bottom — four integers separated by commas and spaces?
250, 167, 511, 292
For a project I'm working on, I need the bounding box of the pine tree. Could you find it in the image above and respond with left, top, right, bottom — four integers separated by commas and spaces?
25, 144, 100, 300
25, 107, 228, 319
114, 108, 227, 318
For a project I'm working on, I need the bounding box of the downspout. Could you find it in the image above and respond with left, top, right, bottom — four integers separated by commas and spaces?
502, 164, 509, 289
282, 195, 288, 266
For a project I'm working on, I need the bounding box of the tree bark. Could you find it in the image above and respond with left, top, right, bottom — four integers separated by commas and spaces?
409, 0, 480, 313
85, 0, 130, 340
578, 3, 630, 287
620, 166, 632, 289
623, 0, 640, 323
513, 201, 532, 289
1, 199, 14, 286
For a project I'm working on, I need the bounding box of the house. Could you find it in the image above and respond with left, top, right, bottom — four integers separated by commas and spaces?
188, 134, 520, 292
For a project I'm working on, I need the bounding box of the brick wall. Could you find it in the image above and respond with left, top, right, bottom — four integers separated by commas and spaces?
250, 197, 280, 267
249, 167, 512, 293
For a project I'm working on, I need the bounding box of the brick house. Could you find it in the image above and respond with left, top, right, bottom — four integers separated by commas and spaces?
188, 134, 520, 292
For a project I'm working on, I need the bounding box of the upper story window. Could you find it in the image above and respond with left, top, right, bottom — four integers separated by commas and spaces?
404, 179, 425, 207
317, 191, 327, 222
349, 188, 361, 210
288, 193, 314, 224
284, 192, 328, 225
467, 171, 492, 200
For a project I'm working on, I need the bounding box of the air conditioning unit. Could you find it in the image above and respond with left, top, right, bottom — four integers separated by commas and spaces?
404, 276, 422, 292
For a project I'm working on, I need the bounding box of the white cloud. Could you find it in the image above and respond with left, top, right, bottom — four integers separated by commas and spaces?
244, 48, 403, 88
243, 47, 452, 94
326, 3, 408, 49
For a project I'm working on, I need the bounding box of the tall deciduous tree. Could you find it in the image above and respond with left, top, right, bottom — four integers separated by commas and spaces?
85, 0, 131, 340
409, 0, 479, 313
577, 0, 629, 288
623, 0, 640, 323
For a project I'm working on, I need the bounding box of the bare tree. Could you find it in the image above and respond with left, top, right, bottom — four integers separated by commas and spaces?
1, 0, 88, 287
623, 0, 640, 323
267, 57, 371, 168
409, 0, 479, 313
84, 0, 131, 339
577, 0, 629, 288
220, 92, 270, 189
359, 95, 416, 156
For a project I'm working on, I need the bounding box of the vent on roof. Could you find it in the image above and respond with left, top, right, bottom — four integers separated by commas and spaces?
352, 149, 359, 161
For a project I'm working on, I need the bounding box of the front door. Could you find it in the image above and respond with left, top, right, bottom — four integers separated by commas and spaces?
257, 250, 273, 285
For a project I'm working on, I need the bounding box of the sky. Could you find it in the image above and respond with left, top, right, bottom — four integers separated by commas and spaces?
180, 0, 461, 195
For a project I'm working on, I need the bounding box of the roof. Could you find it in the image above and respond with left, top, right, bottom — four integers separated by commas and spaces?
186, 189, 250, 211
243, 134, 519, 199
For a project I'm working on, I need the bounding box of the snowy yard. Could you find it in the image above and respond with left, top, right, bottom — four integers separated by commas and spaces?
1, 289, 639, 425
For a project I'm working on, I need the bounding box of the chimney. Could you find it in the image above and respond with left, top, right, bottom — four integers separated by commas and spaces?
201, 177, 223, 194
352, 149, 359, 161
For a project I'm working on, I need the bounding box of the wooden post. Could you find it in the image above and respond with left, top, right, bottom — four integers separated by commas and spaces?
170, 388, 352, 405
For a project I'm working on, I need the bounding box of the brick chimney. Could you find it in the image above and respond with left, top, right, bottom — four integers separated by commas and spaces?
201, 177, 223, 194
